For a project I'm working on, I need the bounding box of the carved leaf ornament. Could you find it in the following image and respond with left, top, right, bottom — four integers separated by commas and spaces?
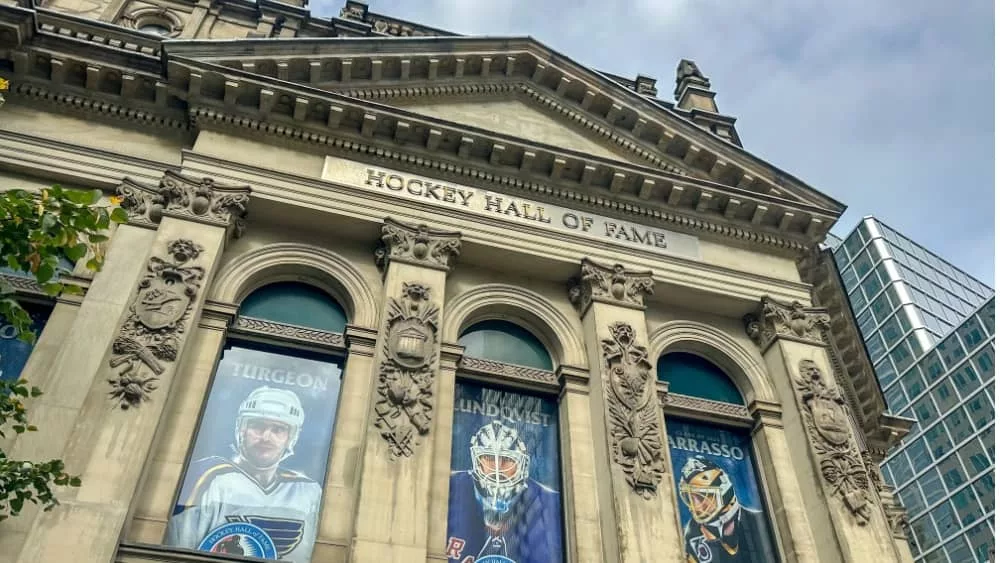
374, 282, 440, 458
108, 239, 205, 409
796, 359, 874, 525
601, 322, 665, 499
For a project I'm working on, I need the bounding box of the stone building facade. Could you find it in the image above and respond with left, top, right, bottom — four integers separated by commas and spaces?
0, 1, 916, 562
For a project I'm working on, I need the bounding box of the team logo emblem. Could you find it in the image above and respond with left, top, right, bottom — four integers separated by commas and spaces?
475, 557, 516, 563
198, 522, 277, 559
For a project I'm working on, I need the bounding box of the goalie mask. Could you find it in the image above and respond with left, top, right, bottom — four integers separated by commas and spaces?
678, 456, 740, 534
234, 386, 305, 470
469, 421, 530, 521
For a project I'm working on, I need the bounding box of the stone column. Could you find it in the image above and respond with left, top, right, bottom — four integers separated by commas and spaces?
744, 297, 902, 563
568, 259, 683, 563
349, 219, 461, 563
556, 364, 604, 563
15, 171, 250, 563
425, 342, 463, 558
749, 401, 819, 563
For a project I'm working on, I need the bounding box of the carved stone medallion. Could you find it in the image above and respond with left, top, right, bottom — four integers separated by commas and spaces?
373, 282, 440, 458
744, 297, 830, 352
600, 322, 665, 499
374, 218, 461, 274
108, 239, 205, 410
795, 359, 873, 525
568, 258, 654, 315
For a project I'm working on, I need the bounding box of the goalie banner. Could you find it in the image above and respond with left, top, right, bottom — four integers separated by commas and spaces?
164, 343, 344, 563
446, 382, 564, 563
667, 417, 779, 563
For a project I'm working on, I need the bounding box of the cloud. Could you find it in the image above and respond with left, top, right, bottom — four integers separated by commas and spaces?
313, 0, 995, 287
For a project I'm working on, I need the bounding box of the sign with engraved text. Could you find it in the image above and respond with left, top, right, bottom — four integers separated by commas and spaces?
322, 156, 700, 260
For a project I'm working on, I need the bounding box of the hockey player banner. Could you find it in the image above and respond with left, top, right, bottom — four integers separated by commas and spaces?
165, 343, 343, 563
667, 417, 779, 563
446, 382, 564, 563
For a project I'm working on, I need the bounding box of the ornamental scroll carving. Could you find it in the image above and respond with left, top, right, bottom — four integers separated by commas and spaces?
744, 297, 831, 351
108, 239, 205, 409
374, 282, 440, 458
795, 359, 874, 525
374, 218, 461, 274
116, 171, 250, 237
601, 322, 665, 499
568, 258, 654, 315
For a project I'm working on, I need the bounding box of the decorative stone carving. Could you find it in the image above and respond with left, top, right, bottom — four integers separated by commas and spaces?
119, 6, 184, 37
458, 356, 558, 388
374, 218, 461, 274
600, 322, 665, 499
373, 282, 440, 458
568, 258, 654, 315
116, 171, 250, 237
233, 316, 346, 349
108, 239, 205, 409
795, 359, 873, 525
744, 297, 831, 351
658, 391, 751, 421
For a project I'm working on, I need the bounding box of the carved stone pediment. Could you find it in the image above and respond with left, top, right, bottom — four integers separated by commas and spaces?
743, 296, 830, 351
568, 258, 654, 315
116, 171, 250, 237
374, 218, 461, 274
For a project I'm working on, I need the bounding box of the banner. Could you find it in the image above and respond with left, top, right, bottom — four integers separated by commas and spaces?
0, 303, 51, 382
667, 417, 779, 563
446, 382, 563, 563
165, 343, 343, 563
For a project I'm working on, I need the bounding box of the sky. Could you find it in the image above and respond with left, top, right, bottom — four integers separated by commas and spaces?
312, 0, 996, 286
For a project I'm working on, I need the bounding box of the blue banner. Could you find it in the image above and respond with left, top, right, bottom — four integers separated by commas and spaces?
165, 343, 343, 563
667, 417, 779, 563
446, 382, 563, 563
0, 303, 51, 382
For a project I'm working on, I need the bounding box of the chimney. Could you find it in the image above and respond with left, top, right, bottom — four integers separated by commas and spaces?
673, 59, 742, 147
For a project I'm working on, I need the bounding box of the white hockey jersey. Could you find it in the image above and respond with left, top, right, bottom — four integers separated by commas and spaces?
165, 456, 322, 563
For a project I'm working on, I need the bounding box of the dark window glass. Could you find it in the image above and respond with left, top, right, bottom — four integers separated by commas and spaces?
977, 299, 995, 335
849, 287, 867, 311
885, 383, 907, 413
889, 340, 915, 372
938, 452, 967, 489
950, 362, 980, 399
968, 521, 993, 562
0, 303, 52, 383
870, 292, 893, 321
924, 421, 952, 459
882, 316, 904, 347
857, 308, 877, 336
965, 391, 992, 430
980, 425, 994, 461
887, 453, 915, 485
938, 334, 967, 370
930, 501, 959, 542
854, 249, 875, 278
973, 347, 994, 379
918, 470, 947, 505
240, 282, 348, 333
840, 265, 859, 289
971, 473, 995, 512
932, 379, 959, 414
910, 395, 938, 429
865, 333, 887, 361
909, 513, 939, 552
958, 317, 987, 350
958, 439, 991, 475
898, 481, 924, 512
877, 360, 898, 388
907, 437, 933, 470
657, 353, 743, 405
922, 547, 947, 563
945, 408, 974, 444
459, 320, 553, 370
861, 272, 882, 301
844, 231, 864, 257
901, 368, 925, 403
950, 486, 982, 526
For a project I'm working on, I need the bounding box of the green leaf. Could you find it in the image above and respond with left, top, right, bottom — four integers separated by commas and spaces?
36, 263, 54, 283
69, 477, 81, 487
87, 234, 108, 243
65, 243, 88, 262
110, 208, 128, 224
40, 283, 62, 296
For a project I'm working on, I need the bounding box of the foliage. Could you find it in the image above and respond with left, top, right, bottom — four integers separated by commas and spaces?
0, 184, 126, 520
0, 185, 127, 343
0, 379, 81, 521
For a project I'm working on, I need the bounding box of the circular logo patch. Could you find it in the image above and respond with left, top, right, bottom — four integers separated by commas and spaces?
199, 522, 278, 559
475, 557, 516, 563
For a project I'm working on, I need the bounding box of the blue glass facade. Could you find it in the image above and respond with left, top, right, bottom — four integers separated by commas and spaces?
830, 217, 994, 563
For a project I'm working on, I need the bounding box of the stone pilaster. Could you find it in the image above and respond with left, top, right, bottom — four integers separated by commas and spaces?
568, 259, 683, 563
425, 342, 464, 557
350, 218, 460, 563
744, 297, 903, 563
15, 172, 250, 563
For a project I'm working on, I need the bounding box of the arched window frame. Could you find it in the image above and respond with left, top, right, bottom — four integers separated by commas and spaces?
226, 284, 349, 357
456, 318, 559, 394
656, 351, 754, 429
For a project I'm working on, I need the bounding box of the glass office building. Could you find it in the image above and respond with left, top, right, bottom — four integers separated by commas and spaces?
830, 217, 995, 563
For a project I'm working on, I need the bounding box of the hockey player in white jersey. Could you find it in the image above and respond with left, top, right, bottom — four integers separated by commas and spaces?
165, 386, 322, 563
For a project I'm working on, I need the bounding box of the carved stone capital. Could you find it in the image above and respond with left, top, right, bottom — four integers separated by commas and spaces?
374, 218, 461, 274
743, 296, 830, 351
116, 171, 251, 238
568, 258, 654, 316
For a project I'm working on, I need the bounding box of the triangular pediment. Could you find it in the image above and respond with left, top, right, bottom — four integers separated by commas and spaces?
393, 97, 650, 166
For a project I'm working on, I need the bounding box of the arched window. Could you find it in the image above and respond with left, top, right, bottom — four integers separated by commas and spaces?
447, 318, 564, 562
458, 319, 553, 370
164, 282, 347, 562
657, 352, 743, 405
660, 352, 780, 562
